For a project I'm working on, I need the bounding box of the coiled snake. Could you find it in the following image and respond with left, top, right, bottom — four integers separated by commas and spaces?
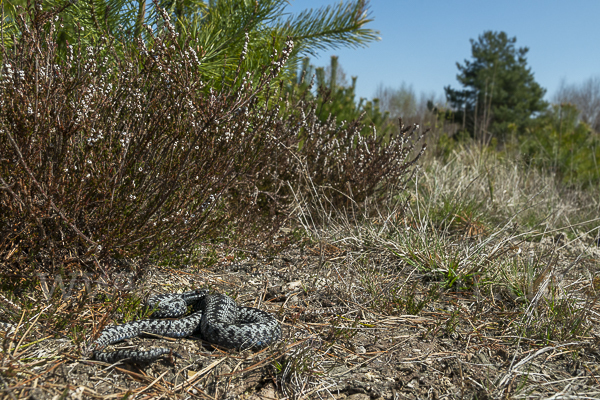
92, 289, 281, 363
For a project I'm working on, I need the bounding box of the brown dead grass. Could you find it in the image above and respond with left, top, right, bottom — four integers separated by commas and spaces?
2, 146, 600, 399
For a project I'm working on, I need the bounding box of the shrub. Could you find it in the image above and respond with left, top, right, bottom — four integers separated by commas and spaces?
219, 59, 429, 229
0, 4, 425, 273
296, 115, 427, 205
225, 89, 428, 230
521, 104, 600, 187
0, 5, 297, 268
260, 102, 427, 211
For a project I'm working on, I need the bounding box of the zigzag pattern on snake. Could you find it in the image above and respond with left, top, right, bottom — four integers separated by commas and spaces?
92, 289, 281, 363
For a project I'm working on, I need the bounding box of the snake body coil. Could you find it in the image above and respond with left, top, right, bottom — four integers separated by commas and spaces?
92, 289, 281, 363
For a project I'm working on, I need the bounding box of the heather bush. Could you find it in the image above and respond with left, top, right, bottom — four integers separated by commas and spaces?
225, 84, 428, 230
295, 114, 427, 206
0, 4, 425, 273
254, 82, 427, 211
0, 5, 297, 268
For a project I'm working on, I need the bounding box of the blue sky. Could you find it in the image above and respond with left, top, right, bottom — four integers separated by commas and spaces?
288, 0, 600, 103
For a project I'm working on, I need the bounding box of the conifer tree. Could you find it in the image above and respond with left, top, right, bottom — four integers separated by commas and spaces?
445, 31, 547, 143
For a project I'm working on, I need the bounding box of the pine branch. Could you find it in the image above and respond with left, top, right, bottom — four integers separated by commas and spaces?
274, 0, 380, 56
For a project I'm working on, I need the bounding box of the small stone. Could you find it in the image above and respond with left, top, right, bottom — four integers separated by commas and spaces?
283, 280, 302, 292
364, 372, 377, 381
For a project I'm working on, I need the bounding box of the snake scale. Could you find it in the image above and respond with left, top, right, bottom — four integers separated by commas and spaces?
92, 289, 281, 363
